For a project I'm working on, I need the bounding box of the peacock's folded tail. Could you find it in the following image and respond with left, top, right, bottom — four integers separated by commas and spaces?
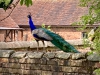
41, 28, 80, 53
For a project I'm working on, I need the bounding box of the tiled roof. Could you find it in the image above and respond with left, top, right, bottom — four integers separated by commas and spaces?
0, 8, 19, 28
8, 0, 88, 26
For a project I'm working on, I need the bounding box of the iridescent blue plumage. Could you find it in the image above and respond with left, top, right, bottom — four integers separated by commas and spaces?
28, 15, 36, 31
27, 14, 80, 53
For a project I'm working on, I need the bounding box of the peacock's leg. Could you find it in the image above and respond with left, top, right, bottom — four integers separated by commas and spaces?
42, 41, 45, 52
36, 40, 39, 52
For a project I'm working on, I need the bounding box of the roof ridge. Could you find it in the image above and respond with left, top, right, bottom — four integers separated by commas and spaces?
0, 8, 19, 28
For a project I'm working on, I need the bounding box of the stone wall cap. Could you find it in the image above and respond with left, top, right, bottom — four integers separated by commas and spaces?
0, 40, 83, 49
0, 50, 14, 58
30, 41, 47, 48
43, 52, 56, 59
11, 51, 27, 58
27, 52, 44, 58
87, 53, 100, 61
55, 51, 72, 59
71, 53, 86, 59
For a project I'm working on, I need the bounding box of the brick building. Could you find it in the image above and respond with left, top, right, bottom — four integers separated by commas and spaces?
0, 0, 97, 41
0, 9, 23, 42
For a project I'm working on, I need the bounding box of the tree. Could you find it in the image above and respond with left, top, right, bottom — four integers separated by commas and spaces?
0, 0, 33, 21
0, 0, 32, 10
77, 0, 100, 74
75, 0, 100, 53
78, 0, 100, 26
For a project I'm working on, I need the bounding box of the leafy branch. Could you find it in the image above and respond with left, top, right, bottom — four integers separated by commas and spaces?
0, 0, 33, 22
0, 0, 20, 21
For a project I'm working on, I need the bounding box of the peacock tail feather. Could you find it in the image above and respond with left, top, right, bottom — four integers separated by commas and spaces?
41, 28, 80, 53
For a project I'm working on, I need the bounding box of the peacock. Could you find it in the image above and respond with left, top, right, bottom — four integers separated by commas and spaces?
27, 13, 80, 53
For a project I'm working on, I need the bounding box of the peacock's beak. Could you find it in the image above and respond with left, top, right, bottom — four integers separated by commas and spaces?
27, 12, 32, 18
27, 15, 29, 18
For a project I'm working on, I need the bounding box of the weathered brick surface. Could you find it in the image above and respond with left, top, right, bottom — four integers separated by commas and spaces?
41, 65, 51, 71
0, 50, 98, 75
31, 64, 41, 70
52, 72, 63, 75
40, 57, 47, 65
47, 59, 58, 65
42, 71, 52, 75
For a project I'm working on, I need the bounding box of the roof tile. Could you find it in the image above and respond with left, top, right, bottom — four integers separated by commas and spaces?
8, 0, 88, 26
0, 8, 19, 28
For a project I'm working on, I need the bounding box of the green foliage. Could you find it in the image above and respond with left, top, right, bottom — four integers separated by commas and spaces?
79, 0, 100, 24
0, 0, 11, 6
0, 0, 13, 10
87, 51, 94, 55
94, 68, 100, 75
20, 0, 32, 7
4, 0, 11, 6
92, 26, 100, 53
73, 0, 100, 29
77, 0, 100, 74
41, 23, 46, 28
75, 0, 100, 53
41, 23, 51, 31
0, 0, 33, 10
82, 39, 90, 48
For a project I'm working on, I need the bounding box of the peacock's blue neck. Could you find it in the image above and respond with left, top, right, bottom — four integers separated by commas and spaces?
29, 17, 36, 31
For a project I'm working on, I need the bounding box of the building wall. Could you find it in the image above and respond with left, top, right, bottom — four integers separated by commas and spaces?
53, 27, 82, 40
0, 27, 91, 42
56, 32, 82, 40
0, 30, 23, 42
0, 30, 5, 42
22, 27, 82, 41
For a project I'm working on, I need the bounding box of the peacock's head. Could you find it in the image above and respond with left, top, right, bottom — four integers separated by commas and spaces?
27, 12, 32, 18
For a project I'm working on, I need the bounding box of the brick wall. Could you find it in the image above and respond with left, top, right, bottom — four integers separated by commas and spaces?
22, 27, 82, 41
0, 27, 92, 41
0, 50, 98, 75
0, 30, 5, 42
56, 32, 82, 40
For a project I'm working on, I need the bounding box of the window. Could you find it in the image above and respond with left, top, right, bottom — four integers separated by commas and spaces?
82, 32, 88, 39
